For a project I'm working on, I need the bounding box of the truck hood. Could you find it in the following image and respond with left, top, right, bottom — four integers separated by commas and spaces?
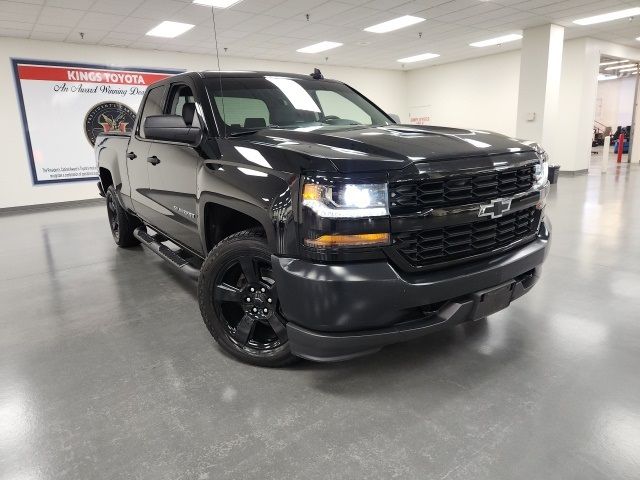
243, 124, 537, 173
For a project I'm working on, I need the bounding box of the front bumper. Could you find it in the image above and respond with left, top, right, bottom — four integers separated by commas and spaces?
272, 219, 551, 362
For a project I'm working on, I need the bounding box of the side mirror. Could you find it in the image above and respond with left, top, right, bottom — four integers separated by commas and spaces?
144, 115, 202, 144
389, 113, 401, 124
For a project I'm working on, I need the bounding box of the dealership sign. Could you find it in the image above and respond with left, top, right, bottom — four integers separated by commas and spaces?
12, 59, 180, 184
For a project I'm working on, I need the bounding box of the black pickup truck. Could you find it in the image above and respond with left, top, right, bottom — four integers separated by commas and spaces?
96, 70, 551, 367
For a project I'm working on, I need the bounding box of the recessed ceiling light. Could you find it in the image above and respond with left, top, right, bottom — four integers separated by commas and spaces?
193, 0, 243, 7
364, 15, 425, 33
573, 7, 640, 25
397, 52, 440, 63
600, 59, 629, 66
296, 41, 343, 53
470, 34, 522, 47
146, 21, 194, 38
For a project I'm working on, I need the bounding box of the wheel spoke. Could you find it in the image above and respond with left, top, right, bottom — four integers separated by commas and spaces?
238, 257, 260, 284
267, 314, 288, 342
234, 315, 255, 345
108, 199, 116, 213
215, 283, 242, 303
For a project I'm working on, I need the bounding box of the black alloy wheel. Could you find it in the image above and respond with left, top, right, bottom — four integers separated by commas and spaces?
198, 229, 297, 367
107, 194, 120, 241
214, 256, 287, 352
105, 185, 141, 247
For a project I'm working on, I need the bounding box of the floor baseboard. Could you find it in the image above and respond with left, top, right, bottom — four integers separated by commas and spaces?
0, 198, 103, 215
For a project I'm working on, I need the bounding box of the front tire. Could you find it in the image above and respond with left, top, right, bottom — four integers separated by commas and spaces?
105, 185, 141, 247
198, 229, 298, 367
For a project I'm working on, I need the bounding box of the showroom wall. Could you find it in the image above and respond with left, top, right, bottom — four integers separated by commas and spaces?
595, 76, 637, 131
0, 37, 407, 209
405, 50, 521, 137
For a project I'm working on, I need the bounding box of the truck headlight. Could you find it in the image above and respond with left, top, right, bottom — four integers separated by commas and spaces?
302, 182, 389, 218
532, 143, 549, 189
301, 179, 390, 248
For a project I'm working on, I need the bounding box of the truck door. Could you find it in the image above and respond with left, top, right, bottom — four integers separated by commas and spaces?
145, 81, 201, 252
127, 84, 167, 222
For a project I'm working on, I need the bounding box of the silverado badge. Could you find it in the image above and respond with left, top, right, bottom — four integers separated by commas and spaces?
478, 198, 512, 219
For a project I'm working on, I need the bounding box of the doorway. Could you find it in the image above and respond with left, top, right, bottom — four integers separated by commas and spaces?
593, 55, 639, 171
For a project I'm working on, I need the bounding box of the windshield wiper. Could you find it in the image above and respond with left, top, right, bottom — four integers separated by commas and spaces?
228, 125, 281, 137
228, 130, 261, 137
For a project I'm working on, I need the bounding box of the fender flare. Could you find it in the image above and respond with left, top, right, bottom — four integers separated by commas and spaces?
198, 192, 277, 253
97, 146, 122, 189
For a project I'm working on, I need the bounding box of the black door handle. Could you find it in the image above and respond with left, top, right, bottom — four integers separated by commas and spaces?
147, 156, 160, 166
126, 151, 136, 160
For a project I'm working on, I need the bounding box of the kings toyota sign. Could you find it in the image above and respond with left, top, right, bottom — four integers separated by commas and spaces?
12, 59, 181, 184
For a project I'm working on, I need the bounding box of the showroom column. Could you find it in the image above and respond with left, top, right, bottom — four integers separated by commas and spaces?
630, 76, 640, 163
555, 38, 601, 173
516, 24, 564, 161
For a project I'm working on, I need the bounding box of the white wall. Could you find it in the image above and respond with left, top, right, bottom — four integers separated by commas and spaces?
405, 50, 521, 137
0, 37, 407, 209
595, 76, 637, 130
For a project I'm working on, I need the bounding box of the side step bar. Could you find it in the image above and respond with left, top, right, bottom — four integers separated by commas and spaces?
134, 227, 200, 280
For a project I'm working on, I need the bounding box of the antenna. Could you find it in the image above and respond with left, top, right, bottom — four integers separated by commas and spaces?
211, 7, 227, 138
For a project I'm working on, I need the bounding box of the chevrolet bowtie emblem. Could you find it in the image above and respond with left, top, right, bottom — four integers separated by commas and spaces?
478, 198, 512, 219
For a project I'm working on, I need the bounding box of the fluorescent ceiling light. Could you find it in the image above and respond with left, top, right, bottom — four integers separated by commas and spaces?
364, 15, 425, 33
618, 67, 639, 72
600, 60, 629, 66
470, 33, 522, 47
598, 74, 618, 81
574, 8, 640, 25
296, 41, 342, 53
397, 52, 440, 63
193, 0, 242, 6
146, 21, 194, 38
605, 64, 637, 71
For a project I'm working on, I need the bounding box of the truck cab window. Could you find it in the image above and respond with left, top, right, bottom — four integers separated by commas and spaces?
213, 96, 269, 129
315, 90, 372, 125
167, 85, 200, 128
139, 85, 166, 139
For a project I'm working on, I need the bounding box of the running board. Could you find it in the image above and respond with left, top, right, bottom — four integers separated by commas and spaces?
134, 227, 201, 280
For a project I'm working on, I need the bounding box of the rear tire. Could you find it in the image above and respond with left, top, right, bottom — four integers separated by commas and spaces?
198, 229, 298, 367
105, 185, 141, 248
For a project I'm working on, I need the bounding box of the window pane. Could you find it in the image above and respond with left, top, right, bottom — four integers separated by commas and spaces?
214, 96, 270, 128
316, 90, 372, 125
205, 77, 391, 134
139, 85, 166, 138
169, 85, 194, 116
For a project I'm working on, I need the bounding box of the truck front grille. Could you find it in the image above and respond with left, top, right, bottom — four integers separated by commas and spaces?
392, 207, 539, 268
389, 164, 536, 214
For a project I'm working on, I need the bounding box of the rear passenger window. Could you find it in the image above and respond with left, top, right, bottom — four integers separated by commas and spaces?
139, 85, 166, 138
214, 96, 269, 128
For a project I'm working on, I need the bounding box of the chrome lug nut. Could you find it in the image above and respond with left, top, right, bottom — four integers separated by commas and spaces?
267, 298, 272, 303
261, 287, 265, 293
263, 308, 269, 314
246, 297, 251, 302
250, 287, 255, 292
252, 307, 257, 313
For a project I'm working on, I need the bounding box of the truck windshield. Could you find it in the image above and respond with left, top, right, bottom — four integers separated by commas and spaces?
205, 76, 392, 135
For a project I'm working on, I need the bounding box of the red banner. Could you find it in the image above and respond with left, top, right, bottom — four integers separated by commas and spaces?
17, 65, 172, 86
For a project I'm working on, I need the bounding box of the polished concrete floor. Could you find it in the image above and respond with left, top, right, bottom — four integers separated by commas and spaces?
2, 160, 640, 480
